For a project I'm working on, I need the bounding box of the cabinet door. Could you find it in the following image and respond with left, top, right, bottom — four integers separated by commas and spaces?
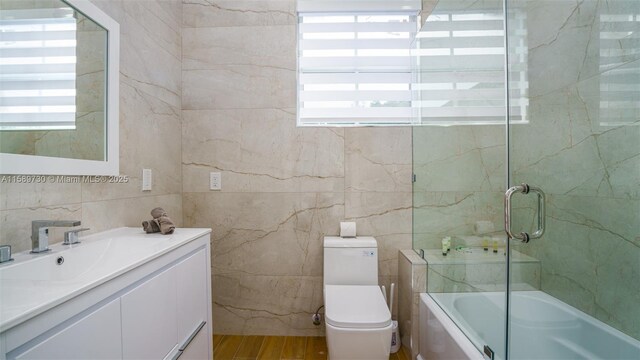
15, 299, 122, 360
121, 267, 178, 360
180, 325, 209, 360
176, 249, 208, 341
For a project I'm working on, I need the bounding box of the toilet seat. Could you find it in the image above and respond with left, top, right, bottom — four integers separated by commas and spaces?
324, 285, 391, 329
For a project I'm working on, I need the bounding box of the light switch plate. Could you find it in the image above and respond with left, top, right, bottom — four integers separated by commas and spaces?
209, 172, 221, 190
142, 169, 152, 191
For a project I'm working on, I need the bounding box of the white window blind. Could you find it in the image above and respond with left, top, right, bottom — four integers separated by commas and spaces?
598, 3, 639, 127
0, 7, 77, 131
415, 10, 529, 125
298, 12, 418, 126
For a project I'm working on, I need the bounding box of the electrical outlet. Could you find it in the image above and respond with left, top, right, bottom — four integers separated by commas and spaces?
209, 172, 221, 190
142, 169, 152, 191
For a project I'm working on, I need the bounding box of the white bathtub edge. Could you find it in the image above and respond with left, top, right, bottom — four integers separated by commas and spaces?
419, 293, 484, 360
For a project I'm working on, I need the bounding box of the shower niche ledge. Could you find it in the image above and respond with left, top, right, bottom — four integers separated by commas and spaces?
422, 248, 541, 293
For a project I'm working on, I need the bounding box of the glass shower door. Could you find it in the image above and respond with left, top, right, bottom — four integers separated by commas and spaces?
505, 0, 640, 358
412, 0, 510, 358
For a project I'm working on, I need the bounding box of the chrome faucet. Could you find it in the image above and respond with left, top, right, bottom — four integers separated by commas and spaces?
0, 245, 12, 263
31, 220, 81, 253
63, 228, 90, 245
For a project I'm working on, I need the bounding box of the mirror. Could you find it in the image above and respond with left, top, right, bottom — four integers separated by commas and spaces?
0, 0, 119, 175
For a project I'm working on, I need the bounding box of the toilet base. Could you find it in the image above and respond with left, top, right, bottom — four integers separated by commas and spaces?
325, 322, 392, 360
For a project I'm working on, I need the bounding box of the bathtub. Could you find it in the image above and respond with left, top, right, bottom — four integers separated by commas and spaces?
419, 291, 640, 360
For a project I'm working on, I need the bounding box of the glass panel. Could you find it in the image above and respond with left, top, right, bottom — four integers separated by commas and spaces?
0, 0, 107, 161
507, 0, 640, 358
412, 0, 509, 358
413, 0, 526, 126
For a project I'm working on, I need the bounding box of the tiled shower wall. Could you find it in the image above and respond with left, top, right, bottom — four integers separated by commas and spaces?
0, 1, 184, 252
181, 0, 412, 335
509, 0, 640, 340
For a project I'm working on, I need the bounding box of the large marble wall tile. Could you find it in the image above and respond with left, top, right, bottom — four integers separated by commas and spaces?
513, 136, 604, 195
514, 194, 639, 340
93, 0, 182, 102
183, 0, 296, 28
81, 80, 182, 202
592, 240, 640, 341
427, 261, 539, 293
398, 250, 428, 359
212, 273, 323, 336
525, 0, 600, 97
184, 192, 344, 277
1, 204, 82, 253
412, 126, 504, 192
183, 25, 295, 70
182, 66, 296, 110
513, 87, 592, 168
413, 191, 503, 249
82, 194, 183, 236
512, 74, 640, 199
182, 109, 344, 193
398, 252, 412, 346
345, 192, 412, 277
0, 182, 81, 211
377, 235, 412, 278
125, 0, 182, 58
423, 248, 541, 294
82, 0, 184, 200
345, 127, 412, 192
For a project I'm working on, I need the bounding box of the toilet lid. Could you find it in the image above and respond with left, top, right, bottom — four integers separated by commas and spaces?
324, 285, 392, 329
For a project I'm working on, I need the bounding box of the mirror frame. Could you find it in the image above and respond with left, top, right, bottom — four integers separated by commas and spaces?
0, 0, 119, 175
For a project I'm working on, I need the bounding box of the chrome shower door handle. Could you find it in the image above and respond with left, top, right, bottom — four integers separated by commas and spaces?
504, 184, 546, 243
529, 185, 546, 240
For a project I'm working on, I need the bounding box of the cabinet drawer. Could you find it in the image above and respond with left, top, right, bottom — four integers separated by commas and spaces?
14, 299, 122, 360
121, 267, 178, 360
176, 248, 208, 342
179, 322, 209, 360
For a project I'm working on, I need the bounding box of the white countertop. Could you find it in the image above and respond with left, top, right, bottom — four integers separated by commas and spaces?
0, 227, 211, 332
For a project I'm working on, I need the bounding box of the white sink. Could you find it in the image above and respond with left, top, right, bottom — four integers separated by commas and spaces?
0, 227, 211, 332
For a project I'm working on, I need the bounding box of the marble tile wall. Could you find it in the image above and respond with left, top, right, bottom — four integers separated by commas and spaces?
412, 0, 508, 254
508, 0, 640, 340
411, 124, 506, 251
411, 0, 639, 343
181, 0, 413, 335
0, 0, 184, 252
425, 249, 540, 293
398, 250, 427, 360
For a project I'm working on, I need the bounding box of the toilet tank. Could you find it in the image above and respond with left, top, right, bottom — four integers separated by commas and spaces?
323, 236, 378, 286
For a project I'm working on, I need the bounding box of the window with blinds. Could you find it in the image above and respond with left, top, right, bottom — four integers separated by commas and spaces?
415, 9, 528, 126
297, 12, 418, 126
599, 3, 639, 127
0, 8, 77, 131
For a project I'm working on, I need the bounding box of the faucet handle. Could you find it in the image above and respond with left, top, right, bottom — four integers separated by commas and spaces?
0, 245, 12, 264
63, 228, 90, 245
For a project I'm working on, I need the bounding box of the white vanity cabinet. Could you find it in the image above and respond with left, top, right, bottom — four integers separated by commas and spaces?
121, 264, 179, 359
15, 300, 122, 360
1, 230, 212, 360
120, 248, 209, 360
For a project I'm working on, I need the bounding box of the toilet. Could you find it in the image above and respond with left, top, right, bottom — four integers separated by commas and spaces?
323, 236, 392, 359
